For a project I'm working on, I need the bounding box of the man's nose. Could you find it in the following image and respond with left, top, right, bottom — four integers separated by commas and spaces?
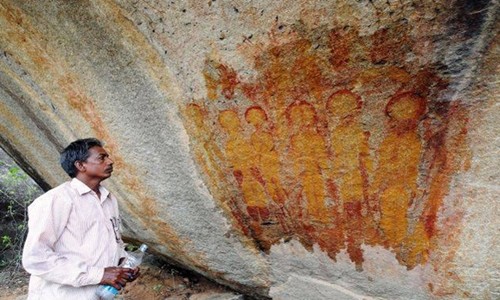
106, 157, 114, 164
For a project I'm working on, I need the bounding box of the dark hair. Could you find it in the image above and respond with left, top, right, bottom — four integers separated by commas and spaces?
60, 138, 103, 178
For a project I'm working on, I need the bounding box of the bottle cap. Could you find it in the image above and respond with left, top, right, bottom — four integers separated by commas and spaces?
139, 244, 148, 252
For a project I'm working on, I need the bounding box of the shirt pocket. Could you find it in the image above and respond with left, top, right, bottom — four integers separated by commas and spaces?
64, 204, 107, 247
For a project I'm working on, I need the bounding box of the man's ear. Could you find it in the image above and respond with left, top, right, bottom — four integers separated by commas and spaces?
74, 160, 86, 173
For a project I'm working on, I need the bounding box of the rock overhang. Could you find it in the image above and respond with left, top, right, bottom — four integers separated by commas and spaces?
0, 0, 498, 298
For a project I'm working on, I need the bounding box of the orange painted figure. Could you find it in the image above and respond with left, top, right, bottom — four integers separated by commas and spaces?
185, 104, 251, 234
246, 107, 286, 204
185, 104, 226, 182
288, 101, 330, 224
327, 90, 374, 268
245, 106, 291, 232
371, 93, 426, 250
218, 110, 271, 231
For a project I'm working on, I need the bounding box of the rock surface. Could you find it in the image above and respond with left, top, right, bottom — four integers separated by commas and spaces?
0, 0, 498, 299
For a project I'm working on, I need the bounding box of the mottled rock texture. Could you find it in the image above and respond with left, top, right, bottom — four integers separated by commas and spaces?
0, 0, 498, 299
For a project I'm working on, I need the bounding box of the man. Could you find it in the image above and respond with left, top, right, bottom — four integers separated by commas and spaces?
22, 138, 139, 299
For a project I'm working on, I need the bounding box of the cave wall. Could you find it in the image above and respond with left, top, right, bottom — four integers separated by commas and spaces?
0, 0, 498, 298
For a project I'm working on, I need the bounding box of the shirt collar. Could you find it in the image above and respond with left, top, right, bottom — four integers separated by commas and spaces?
70, 178, 110, 200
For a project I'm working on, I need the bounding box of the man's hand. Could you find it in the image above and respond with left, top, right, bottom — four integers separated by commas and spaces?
99, 267, 134, 290
128, 267, 140, 282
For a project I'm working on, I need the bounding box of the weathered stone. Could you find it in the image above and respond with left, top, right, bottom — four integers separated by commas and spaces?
0, 0, 498, 298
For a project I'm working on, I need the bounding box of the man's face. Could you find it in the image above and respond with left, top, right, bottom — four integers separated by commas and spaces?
80, 146, 114, 180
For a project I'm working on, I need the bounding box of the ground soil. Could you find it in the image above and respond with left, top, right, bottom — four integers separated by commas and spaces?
0, 254, 238, 300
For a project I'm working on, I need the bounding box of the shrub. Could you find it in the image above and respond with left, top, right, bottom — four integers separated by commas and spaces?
0, 150, 42, 278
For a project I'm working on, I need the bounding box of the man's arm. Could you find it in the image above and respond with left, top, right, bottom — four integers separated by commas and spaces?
22, 194, 104, 287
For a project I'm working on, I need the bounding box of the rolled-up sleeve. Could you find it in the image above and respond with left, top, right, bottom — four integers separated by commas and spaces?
22, 194, 104, 287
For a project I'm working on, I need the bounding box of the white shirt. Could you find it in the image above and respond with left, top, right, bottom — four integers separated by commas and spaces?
22, 178, 126, 300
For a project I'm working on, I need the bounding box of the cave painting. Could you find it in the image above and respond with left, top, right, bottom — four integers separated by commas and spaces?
245, 107, 291, 233
288, 101, 330, 224
183, 23, 470, 272
218, 109, 290, 247
326, 90, 374, 269
218, 110, 268, 209
371, 93, 426, 254
184, 104, 251, 235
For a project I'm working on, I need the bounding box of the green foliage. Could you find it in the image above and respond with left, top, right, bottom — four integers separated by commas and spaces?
0, 155, 42, 280
125, 244, 140, 252
2, 235, 12, 248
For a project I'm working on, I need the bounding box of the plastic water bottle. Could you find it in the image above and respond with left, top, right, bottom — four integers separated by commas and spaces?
95, 244, 148, 299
